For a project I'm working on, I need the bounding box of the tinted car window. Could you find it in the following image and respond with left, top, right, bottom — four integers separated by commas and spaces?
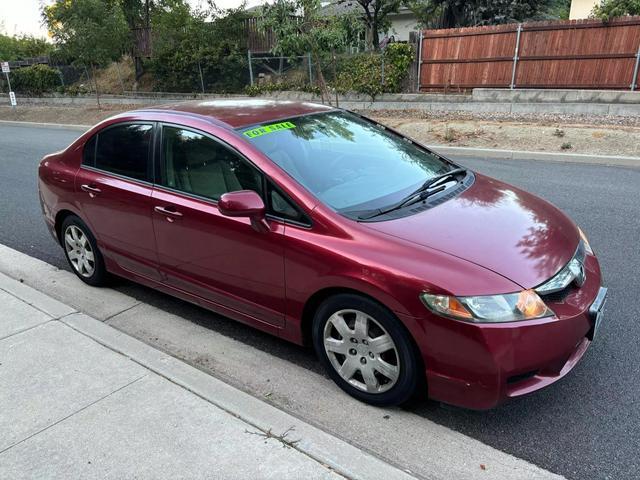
241, 111, 449, 214
268, 182, 309, 224
161, 126, 263, 200
83, 134, 97, 166
93, 124, 153, 181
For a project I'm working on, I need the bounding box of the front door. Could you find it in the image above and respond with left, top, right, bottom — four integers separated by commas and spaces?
151, 125, 286, 327
76, 122, 160, 281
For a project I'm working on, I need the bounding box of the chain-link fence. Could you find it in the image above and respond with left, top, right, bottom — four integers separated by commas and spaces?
1, 40, 419, 98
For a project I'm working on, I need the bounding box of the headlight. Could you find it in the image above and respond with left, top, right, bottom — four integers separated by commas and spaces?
578, 227, 594, 255
420, 290, 553, 323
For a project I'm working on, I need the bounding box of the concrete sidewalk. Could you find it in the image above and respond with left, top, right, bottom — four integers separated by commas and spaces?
0, 272, 415, 480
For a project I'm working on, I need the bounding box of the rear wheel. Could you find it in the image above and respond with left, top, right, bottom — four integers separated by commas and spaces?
61, 215, 108, 286
312, 293, 420, 406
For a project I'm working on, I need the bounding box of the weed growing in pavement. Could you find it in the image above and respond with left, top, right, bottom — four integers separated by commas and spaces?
553, 128, 566, 138
444, 126, 458, 143
561, 142, 573, 150
244, 426, 300, 449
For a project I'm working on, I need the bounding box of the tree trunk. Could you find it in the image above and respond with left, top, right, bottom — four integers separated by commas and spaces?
91, 64, 101, 109
372, 22, 380, 51
365, 25, 374, 51
134, 55, 144, 82
331, 49, 339, 108
312, 51, 331, 106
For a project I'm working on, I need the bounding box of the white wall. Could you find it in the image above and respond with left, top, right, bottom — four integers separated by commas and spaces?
569, 0, 601, 19
386, 13, 419, 42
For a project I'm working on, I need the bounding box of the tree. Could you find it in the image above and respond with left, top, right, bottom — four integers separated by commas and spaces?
409, 0, 558, 29
261, 0, 355, 103
592, 0, 640, 19
0, 34, 53, 61
119, 0, 153, 80
544, 0, 571, 20
149, 0, 250, 93
340, 0, 402, 50
43, 0, 129, 106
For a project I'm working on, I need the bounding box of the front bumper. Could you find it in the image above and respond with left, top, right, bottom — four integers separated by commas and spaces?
419, 254, 605, 410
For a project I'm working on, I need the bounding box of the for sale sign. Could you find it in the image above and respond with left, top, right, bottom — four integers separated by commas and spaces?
1, 62, 9, 73
9, 91, 16, 106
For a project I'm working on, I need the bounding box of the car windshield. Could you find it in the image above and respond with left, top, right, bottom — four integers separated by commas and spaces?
240, 111, 450, 216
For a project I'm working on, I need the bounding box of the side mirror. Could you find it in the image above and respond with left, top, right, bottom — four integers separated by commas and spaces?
218, 190, 269, 232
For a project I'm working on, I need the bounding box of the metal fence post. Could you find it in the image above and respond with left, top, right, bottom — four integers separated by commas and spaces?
197, 60, 205, 94
416, 30, 423, 92
115, 62, 126, 95
631, 42, 640, 91
248, 50, 254, 86
510, 24, 522, 90
307, 52, 313, 85
4, 70, 15, 109
381, 56, 385, 86
83, 65, 91, 91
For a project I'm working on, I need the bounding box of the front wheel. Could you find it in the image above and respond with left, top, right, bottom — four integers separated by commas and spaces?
312, 294, 421, 406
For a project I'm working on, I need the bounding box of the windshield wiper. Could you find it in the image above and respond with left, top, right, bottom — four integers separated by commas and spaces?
358, 167, 467, 220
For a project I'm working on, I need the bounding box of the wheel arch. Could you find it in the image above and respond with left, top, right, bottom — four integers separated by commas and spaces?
54, 209, 81, 245
300, 286, 423, 362
301, 286, 428, 400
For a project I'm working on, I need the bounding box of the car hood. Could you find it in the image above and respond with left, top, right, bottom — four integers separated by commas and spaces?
362, 174, 579, 289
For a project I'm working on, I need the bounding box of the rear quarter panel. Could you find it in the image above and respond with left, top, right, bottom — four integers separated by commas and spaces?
38, 148, 84, 239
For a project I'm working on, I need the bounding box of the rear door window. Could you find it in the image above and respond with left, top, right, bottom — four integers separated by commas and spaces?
88, 123, 153, 182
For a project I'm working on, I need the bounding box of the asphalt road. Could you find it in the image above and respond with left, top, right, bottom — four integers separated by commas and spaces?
1, 123, 639, 480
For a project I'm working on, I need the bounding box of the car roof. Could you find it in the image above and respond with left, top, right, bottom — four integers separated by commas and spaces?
136, 99, 335, 129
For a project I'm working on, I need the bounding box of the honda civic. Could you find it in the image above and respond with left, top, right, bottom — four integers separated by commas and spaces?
38, 100, 607, 409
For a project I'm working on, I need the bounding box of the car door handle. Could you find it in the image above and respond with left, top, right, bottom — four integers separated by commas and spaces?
154, 206, 183, 218
80, 184, 101, 196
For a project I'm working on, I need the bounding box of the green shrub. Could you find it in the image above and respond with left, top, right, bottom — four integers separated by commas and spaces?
333, 43, 414, 100
150, 46, 248, 93
383, 43, 414, 92
148, 4, 251, 93
10, 64, 61, 94
334, 53, 384, 100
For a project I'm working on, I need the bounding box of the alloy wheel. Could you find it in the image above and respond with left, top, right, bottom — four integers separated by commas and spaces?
323, 309, 400, 394
64, 225, 95, 278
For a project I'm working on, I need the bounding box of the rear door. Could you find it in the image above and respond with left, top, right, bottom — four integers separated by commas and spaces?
76, 122, 161, 281
151, 124, 286, 327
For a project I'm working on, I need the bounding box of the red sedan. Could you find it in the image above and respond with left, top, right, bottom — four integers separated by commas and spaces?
38, 100, 607, 409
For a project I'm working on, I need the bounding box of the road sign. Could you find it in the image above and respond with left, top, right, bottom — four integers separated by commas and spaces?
9, 91, 16, 106
1, 62, 9, 74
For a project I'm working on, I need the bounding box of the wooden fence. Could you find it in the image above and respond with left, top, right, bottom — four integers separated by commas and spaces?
418, 17, 640, 91
130, 19, 280, 58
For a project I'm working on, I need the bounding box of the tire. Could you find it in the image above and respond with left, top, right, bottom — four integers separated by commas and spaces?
60, 215, 108, 287
312, 293, 421, 407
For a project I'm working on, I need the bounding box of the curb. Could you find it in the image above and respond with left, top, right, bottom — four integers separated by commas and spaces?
0, 119, 90, 131
0, 269, 416, 480
428, 145, 640, 168
3, 91, 640, 116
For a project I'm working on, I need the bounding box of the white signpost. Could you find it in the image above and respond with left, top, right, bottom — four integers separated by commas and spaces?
2, 61, 16, 108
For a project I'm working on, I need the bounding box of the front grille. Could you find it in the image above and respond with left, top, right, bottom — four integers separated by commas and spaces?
540, 285, 575, 303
